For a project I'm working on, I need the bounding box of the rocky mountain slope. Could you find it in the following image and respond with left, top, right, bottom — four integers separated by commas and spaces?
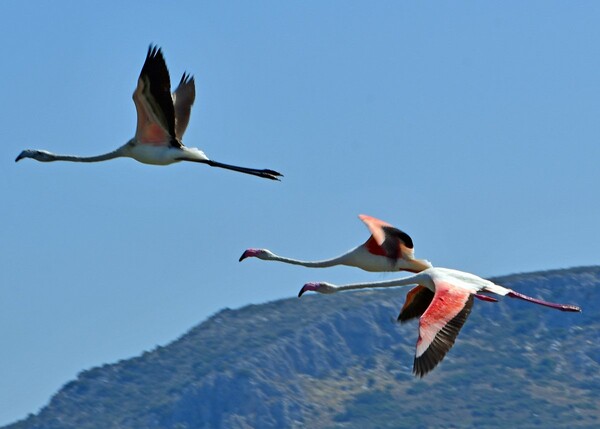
4, 266, 599, 429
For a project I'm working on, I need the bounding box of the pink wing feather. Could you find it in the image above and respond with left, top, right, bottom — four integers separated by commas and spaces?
359, 214, 392, 246
358, 214, 415, 261
413, 282, 474, 377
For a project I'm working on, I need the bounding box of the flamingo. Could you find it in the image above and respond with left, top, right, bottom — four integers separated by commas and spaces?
299, 267, 581, 377
240, 214, 432, 272
15, 46, 282, 181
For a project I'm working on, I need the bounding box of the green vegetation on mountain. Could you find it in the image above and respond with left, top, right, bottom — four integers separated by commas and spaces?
4, 266, 599, 429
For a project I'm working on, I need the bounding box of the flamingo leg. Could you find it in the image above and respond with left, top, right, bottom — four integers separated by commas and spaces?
179, 158, 282, 180
474, 293, 498, 303
506, 291, 581, 312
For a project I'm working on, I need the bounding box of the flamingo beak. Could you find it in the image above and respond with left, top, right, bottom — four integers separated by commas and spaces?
239, 250, 252, 262
239, 248, 262, 262
15, 151, 25, 162
298, 282, 319, 298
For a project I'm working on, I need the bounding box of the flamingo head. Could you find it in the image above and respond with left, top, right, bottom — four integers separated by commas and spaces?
15, 149, 54, 162
239, 248, 274, 262
298, 282, 337, 297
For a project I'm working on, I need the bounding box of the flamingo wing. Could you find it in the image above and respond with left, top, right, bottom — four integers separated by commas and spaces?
397, 285, 434, 323
358, 214, 415, 260
413, 282, 474, 377
132, 46, 180, 147
173, 73, 196, 139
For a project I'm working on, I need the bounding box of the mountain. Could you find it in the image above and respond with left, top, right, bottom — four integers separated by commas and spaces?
4, 266, 600, 429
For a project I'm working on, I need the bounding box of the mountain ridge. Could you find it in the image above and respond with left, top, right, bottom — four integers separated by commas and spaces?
4, 265, 599, 429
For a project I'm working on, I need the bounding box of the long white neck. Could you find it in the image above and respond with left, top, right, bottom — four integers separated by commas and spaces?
267, 253, 353, 268
16, 145, 129, 163
44, 148, 125, 162
332, 272, 429, 292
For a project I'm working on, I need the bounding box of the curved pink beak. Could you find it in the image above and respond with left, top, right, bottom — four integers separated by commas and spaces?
239, 249, 259, 262
298, 282, 319, 298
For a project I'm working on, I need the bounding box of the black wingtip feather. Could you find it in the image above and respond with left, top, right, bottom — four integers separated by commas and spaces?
382, 226, 415, 249
397, 287, 435, 323
378, 226, 415, 260
179, 72, 194, 85
147, 44, 162, 60
412, 295, 474, 377
139, 44, 176, 139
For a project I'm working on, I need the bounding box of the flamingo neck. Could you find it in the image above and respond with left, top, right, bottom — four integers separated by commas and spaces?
267, 253, 352, 268
333, 273, 428, 292
45, 148, 125, 163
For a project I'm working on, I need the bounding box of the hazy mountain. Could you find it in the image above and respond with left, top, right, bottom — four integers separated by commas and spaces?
4, 266, 599, 429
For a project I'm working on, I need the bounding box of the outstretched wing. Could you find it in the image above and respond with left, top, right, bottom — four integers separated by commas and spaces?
359, 214, 415, 260
132, 45, 179, 147
413, 283, 473, 377
173, 73, 196, 139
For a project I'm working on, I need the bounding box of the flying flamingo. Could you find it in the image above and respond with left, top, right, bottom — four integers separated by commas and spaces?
15, 46, 282, 181
240, 214, 432, 272
299, 267, 581, 377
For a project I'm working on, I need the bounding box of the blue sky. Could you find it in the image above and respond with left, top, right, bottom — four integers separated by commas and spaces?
1, 1, 600, 425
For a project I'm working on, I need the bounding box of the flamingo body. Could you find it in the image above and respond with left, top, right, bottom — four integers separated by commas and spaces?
124, 143, 208, 166
299, 267, 581, 377
16, 46, 282, 181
